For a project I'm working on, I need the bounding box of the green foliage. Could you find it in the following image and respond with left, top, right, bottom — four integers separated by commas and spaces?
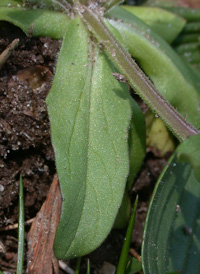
75, 257, 81, 274
177, 134, 200, 182
106, 6, 200, 129
113, 190, 131, 229
120, 5, 186, 43
0, 0, 22, 6
142, 154, 200, 273
0, 0, 200, 271
125, 257, 142, 274
86, 260, 90, 274
116, 196, 138, 274
127, 98, 146, 190
0, 7, 69, 39
17, 175, 25, 274
47, 17, 132, 259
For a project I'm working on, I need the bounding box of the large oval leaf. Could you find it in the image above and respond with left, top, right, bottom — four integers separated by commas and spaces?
46, 17, 132, 259
142, 153, 200, 273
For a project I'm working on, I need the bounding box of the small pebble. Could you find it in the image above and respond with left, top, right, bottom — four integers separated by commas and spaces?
0, 184, 4, 192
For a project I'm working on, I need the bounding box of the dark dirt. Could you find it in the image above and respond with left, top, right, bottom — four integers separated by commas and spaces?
0, 22, 61, 229
0, 22, 169, 273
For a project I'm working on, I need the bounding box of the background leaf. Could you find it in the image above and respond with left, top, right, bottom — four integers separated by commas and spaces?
121, 5, 186, 43
113, 190, 131, 229
46, 17, 132, 259
145, 0, 200, 9
106, 7, 200, 129
0, 8, 69, 39
0, 0, 22, 6
142, 153, 200, 273
177, 134, 200, 182
125, 257, 142, 274
127, 98, 146, 190
116, 196, 138, 274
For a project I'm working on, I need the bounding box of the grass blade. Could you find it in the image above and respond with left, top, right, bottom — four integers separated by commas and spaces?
75, 257, 81, 274
86, 259, 90, 274
16, 175, 25, 274
116, 195, 138, 274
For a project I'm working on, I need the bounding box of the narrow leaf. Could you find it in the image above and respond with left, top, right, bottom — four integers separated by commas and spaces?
142, 153, 200, 273
46, 17, 132, 259
75, 257, 81, 274
17, 175, 25, 274
87, 260, 90, 274
116, 196, 138, 274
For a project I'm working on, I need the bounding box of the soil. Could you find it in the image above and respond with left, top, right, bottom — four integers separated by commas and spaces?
0, 22, 169, 273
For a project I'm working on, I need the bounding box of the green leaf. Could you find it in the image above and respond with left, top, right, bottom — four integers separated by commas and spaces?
165, 7, 200, 22
113, 190, 131, 229
25, 0, 70, 11
17, 175, 25, 274
106, 7, 200, 129
142, 153, 200, 273
0, 0, 22, 7
75, 257, 81, 274
183, 22, 200, 34
125, 257, 142, 274
127, 98, 146, 190
87, 260, 90, 274
0, 8, 70, 39
120, 5, 186, 43
175, 42, 200, 55
116, 196, 138, 274
46, 17, 132, 259
177, 134, 200, 182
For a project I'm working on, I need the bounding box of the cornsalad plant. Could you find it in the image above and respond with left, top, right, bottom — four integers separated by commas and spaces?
1, 0, 200, 272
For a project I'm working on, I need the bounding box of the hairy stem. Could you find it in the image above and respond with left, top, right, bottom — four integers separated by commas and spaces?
78, 5, 199, 141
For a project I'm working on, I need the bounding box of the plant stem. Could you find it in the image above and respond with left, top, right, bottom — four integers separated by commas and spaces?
78, 5, 199, 141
